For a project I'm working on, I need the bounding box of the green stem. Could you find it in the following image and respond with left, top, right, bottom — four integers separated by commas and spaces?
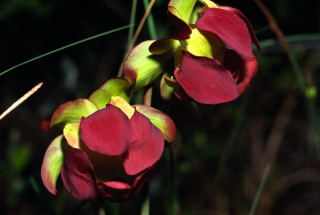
127, 0, 138, 46
0, 25, 131, 77
287, 51, 320, 154
253, 0, 320, 156
141, 196, 150, 215
142, 0, 157, 39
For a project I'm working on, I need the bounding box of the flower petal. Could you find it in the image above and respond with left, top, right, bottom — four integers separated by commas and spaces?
174, 52, 239, 104
196, 8, 253, 58
61, 146, 97, 199
89, 78, 131, 109
50, 98, 98, 128
41, 135, 64, 195
123, 111, 164, 175
96, 165, 155, 201
96, 181, 132, 201
219, 6, 260, 51
237, 57, 258, 93
223, 50, 258, 94
134, 105, 176, 143
80, 105, 131, 156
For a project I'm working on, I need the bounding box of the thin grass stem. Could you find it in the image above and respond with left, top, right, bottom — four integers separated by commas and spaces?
248, 164, 271, 215
143, 0, 157, 39
253, 0, 320, 155
117, 0, 156, 77
128, 0, 138, 46
0, 25, 131, 77
0, 82, 43, 120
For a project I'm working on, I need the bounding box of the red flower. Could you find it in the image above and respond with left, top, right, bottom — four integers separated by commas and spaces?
173, 7, 259, 104
124, 1, 259, 104
41, 80, 176, 201
61, 105, 164, 200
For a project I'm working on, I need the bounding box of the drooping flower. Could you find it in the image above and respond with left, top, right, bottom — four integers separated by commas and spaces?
124, 0, 259, 104
41, 79, 176, 201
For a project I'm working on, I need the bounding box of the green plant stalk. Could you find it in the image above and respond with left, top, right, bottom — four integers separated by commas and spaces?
0, 25, 131, 77
141, 196, 150, 215
253, 0, 320, 156
287, 51, 320, 154
143, 0, 157, 40
248, 164, 271, 215
127, 0, 138, 46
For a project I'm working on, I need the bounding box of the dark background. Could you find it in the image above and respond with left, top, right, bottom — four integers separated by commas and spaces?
0, 0, 320, 214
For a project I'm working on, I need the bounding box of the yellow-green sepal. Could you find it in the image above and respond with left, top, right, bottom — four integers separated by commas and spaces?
63, 122, 80, 149
123, 40, 167, 89
50, 98, 98, 128
41, 135, 65, 195
160, 73, 175, 101
134, 105, 177, 143
168, 0, 198, 24
182, 26, 224, 59
89, 78, 131, 109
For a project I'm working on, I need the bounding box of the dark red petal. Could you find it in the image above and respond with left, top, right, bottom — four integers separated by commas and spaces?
223, 50, 258, 94
123, 111, 164, 176
131, 165, 155, 195
219, 6, 260, 52
80, 105, 131, 156
61, 147, 97, 199
237, 57, 258, 94
196, 8, 253, 58
97, 181, 132, 201
97, 166, 155, 201
174, 52, 239, 104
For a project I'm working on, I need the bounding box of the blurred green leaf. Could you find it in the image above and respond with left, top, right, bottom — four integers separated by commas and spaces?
8, 144, 31, 173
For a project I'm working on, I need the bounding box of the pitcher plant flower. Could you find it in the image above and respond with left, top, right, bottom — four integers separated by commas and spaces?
41, 79, 176, 201
123, 0, 259, 104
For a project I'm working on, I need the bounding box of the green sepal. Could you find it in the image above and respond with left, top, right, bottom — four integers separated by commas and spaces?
134, 105, 177, 143
168, 0, 198, 24
41, 135, 65, 195
124, 40, 169, 89
50, 98, 98, 128
63, 122, 80, 149
89, 78, 131, 109
160, 73, 175, 101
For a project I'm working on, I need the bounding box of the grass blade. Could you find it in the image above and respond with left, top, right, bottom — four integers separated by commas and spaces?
127, 0, 138, 46
0, 25, 131, 77
248, 164, 271, 215
143, 0, 157, 39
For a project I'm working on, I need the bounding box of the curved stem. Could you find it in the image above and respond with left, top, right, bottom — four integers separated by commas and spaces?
0, 25, 131, 77
117, 0, 156, 77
